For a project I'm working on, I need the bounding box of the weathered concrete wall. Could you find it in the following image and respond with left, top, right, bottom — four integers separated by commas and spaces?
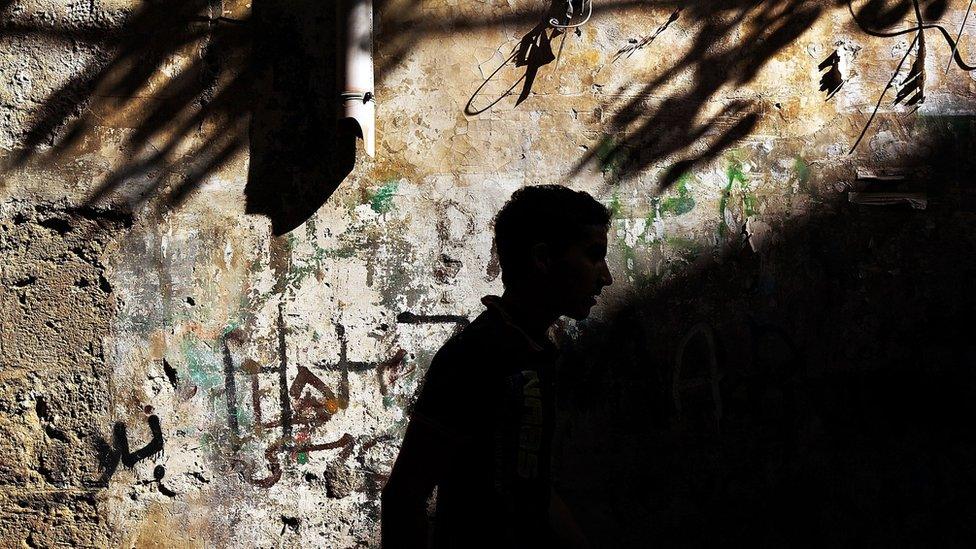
2, 0, 976, 546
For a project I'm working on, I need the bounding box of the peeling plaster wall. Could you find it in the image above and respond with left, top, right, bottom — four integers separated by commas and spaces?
2, 0, 976, 546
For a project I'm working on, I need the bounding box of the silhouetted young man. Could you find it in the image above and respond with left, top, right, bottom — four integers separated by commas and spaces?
382, 185, 613, 548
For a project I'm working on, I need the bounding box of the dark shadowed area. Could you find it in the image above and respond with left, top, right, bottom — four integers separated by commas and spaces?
243, 0, 357, 235
555, 117, 976, 546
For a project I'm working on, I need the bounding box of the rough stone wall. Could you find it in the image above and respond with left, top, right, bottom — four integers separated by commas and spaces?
0, 200, 130, 546
1, 0, 975, 546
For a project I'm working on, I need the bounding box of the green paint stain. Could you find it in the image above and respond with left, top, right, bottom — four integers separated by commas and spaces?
617, 235, 665, 290
221, 322, 241, 338
638, 200, 659, 244
278, 229, 356, 292
297, 452, 308, 465
182, 338, 223, 391
720, 156, 757, 233
660, 174, 696, 216
305, 216, 317, 240
726, 158, 747, 188
285, 241, 357, 289
369, 181, 399, 214
234, 404, 253, 430
742, 192, 758, 217
595, 136, 616, 169
248, 257, 265, 274
793, 156, 810, 185
665, 235, 702, 255
595, 135, 627, 179
608, 191, 623, 218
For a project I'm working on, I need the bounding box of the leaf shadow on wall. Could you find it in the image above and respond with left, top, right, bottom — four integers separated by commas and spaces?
0, 0, 849, 231
0, 0, 356, 235
570, 0, 830, 191
464, 1, 566, 116
1, 0, 248, 213
579, 0, 965, 191
2, 0, 619, 233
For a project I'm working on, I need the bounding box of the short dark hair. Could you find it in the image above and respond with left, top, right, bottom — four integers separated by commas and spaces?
493, 185, 611, 287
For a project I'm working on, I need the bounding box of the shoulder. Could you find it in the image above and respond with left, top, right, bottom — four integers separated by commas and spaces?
423, 315, 489, 380
433, 312, 534, 374
419, 308, 521, 391
410, 311, 508, 433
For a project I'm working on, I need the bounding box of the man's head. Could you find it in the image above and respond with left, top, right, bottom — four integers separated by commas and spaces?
493, 185, 613, 320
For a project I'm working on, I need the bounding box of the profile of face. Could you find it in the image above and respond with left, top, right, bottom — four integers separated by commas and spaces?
542, 224, 613, 320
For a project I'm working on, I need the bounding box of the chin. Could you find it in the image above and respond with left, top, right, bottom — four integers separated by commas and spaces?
566, 305, 595, 321
557, 295, 600, 321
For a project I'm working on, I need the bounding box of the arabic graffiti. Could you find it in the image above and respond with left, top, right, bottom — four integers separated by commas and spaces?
92, 412, 165, 487
220, 308, 468, 488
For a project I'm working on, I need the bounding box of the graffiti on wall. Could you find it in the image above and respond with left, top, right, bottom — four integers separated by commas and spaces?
670, 317, 804, 438
92, 410, 165, 487
216, 306, 468, 488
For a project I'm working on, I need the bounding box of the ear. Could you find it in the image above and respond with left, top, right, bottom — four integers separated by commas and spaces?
530, 242, 552, 275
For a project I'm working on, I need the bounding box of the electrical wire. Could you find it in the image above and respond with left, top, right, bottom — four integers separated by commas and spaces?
549, 0, 592, 29
945, 0, 975, 74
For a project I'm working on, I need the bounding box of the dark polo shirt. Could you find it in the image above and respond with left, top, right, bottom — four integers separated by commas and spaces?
412, 296, 557, 548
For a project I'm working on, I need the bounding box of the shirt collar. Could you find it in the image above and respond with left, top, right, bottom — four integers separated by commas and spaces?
480, 295, 554, 353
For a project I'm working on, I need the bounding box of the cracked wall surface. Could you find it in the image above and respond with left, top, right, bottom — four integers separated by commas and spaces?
2, 0, 976, 546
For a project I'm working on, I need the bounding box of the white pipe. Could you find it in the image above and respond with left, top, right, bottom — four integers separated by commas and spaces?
339, 0, 375, 157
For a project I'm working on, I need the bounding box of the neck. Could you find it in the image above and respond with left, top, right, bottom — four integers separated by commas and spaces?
500, 287, 558, 342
